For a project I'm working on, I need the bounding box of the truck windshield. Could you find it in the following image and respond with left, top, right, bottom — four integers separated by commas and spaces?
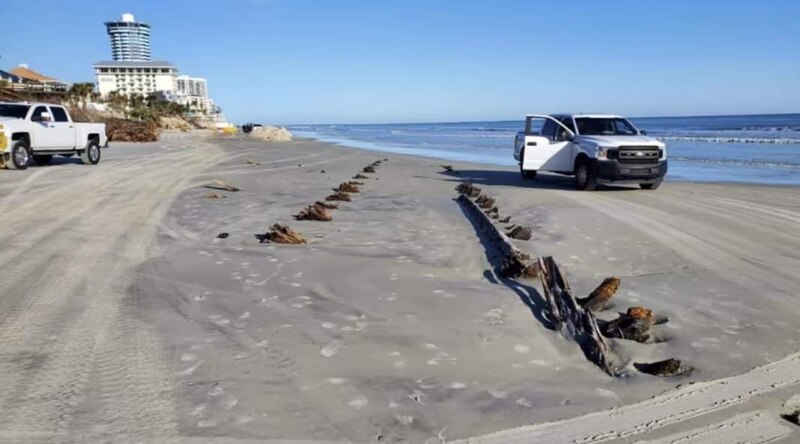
575, 117, 638, 136
0, 104, 31, 119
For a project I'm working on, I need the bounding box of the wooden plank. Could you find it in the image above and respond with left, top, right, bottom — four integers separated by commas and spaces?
456, 194, 535, 279
538, 256, 618, 376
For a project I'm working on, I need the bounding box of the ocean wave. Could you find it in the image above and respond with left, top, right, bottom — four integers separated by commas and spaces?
672, 156, 800, 170
388, 129, 513, 138
660, 136, 800, 144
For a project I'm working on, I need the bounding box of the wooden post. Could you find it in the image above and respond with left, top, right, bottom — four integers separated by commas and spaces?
538, 256, 618, 376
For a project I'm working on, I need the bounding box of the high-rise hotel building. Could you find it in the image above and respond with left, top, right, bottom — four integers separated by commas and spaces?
105, 13, 151, 62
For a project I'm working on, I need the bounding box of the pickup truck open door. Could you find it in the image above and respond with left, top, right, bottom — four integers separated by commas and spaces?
516, 115, 575, 173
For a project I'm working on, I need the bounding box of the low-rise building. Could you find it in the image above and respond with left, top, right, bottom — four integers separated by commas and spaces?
93, 60, 177, 98
9, 64, 68, 93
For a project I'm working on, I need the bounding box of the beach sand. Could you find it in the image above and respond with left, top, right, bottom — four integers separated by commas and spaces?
0, 132, 798, 442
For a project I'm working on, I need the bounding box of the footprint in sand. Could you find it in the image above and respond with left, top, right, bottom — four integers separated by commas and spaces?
513, 344, 530, 354
219, 395, 238, 410
516, 398, 533, 407
180, 353, 197, 362
321, 322, 337, 329
348, 396, 368, 409
234, 415, 254, 425
327, 378, 346, 385
321, 340, 343, 358
449, 382, 466, 390
488, 389, 508, 399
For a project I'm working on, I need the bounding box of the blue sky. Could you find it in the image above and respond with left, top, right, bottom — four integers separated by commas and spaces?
1, 0, 799, 124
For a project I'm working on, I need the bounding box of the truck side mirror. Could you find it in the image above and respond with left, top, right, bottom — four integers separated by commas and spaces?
39, 112, 51, 122
566, 130, 575, 141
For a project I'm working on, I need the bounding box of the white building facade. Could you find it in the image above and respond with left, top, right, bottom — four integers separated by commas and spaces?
93, 61, 177, 98
175, 75, 212, 113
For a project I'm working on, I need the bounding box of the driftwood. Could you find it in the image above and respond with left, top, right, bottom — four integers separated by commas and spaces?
498, 216, 511, 224
538, 256, 617, 376
601, 306, 654, 342
456, 194, 536, 280
475, 195, 495, 209
205, 192, 226, 199
337, 182, 360, 193
294, 203, 333, 221
353, 173, 369, 179
245, 159, 262, 166
208, 179, 240, 192
634, 358, 690, 377
326, 191, 351, 202
262, 224, 306, 244
441, 165, 454, 173
456, 182, 481, 198
363, 165, 376, 173
315, 201, 338, 210
507, 226, 532, 241
349, 180, 364, 186
217, 232, 229, 239
578, 277, 621, 312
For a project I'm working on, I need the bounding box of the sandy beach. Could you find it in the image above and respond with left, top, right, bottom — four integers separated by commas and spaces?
1, 132, 799, 443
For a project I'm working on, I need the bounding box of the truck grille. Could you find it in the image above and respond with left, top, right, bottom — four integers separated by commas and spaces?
616, 146, 661, 163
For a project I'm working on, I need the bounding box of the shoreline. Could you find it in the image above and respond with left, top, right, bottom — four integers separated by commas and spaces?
293, 134, 800, 189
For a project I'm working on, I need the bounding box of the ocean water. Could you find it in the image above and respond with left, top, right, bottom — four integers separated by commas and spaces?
289, 114, 800, 185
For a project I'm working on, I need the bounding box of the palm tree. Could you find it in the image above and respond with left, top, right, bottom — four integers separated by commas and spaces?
67, 82, 96, 110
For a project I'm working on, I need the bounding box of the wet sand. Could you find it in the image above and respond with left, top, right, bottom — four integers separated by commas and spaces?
1, 132, 799, 442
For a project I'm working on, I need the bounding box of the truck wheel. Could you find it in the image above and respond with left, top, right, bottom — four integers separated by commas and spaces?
7, 140, 30, 170
519, 149, 537, 179
575, 161, 597, 191
81, 140, 101, 165
33, 154, 53, 165
640, 181, 661, 190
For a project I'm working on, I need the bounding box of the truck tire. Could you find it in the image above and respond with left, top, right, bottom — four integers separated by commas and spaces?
519, 149, 537, 179
81, 140, 101, 165
575, 160, 597, 191
7, 140, 30, 170
640, 181, 661, 190
33, 154, 53, 165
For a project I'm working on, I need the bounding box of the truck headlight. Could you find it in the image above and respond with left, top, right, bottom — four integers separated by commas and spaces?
0, 126, 6, 150
595, 146, 610, 160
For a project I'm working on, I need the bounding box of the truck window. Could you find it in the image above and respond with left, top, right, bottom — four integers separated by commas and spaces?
525, 118, 544, 135
50, 107, 69, 122
31, 106, 48, 122
556, 117, 575, 141
0, 104, 30, 119
541, 120, 557, 140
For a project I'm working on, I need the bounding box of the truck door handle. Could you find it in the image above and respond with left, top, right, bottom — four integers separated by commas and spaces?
526, 142, 537, 146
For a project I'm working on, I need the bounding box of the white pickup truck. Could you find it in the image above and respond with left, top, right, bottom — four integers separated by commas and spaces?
514, 113, 667, 190
0, 102, 108, 170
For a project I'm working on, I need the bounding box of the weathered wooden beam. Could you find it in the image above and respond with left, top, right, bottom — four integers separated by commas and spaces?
538, 256, 618, 376
456, 194, 536, 278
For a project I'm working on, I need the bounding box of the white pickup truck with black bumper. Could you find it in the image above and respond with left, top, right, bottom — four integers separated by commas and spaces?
514, 113, 667, 190
0, 102, 108, 170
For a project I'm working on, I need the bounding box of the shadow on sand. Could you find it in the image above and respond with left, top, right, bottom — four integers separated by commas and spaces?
456, 198, 554, 330
439, 169, 639, 192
